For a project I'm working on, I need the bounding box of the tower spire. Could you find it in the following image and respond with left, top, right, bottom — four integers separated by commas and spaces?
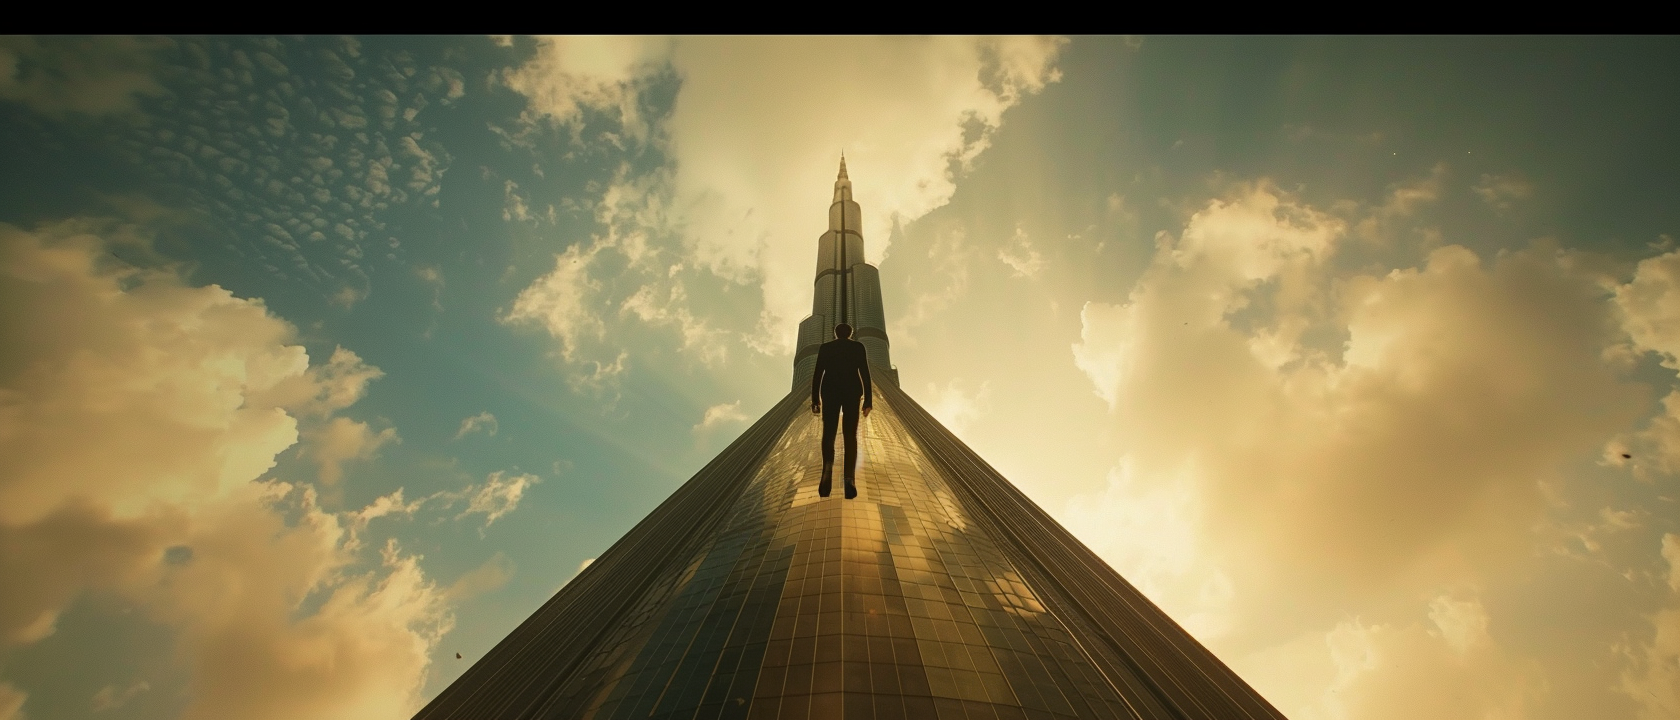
833, 154, 851, 202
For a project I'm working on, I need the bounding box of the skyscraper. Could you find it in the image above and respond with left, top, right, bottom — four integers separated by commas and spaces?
792, 156, 896, 388
414, 162, 1284, 720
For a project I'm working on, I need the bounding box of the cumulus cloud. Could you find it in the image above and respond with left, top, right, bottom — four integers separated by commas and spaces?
0, 220, 315, 524
504, 36, 1067, 369
453, 411, 498, 440
1067, 182, 1645, 647
0, 220, 447, 719
143, 489, 449, 720
1237, 595, 1542, 720
1314, 597, 1535, 720
1612, 248, 1680, 475
1621, 533, 1680, 719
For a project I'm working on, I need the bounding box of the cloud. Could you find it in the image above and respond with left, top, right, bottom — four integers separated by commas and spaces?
1612, 248, 1680, 475
1616, 247, 1680, 367
0, 220, 447, 719
502, 36, 670, 142
505, 36, 1067, 365
454, 471, 539, 531
1621, 533, 1680, 719
504, 162, 731, 377
0, 682, 22, 720
0, 36, 163, 117
354, 488, 421, 525
1352, 164, 1444, 245
1318, 597, 1536, 720
142, 490, 450, 720
694, 400, 747, 432
895, 225, 976, 346
1667, 533, 1680, 593
504, 242, 603, 362
273, 346, 385, 419
452, 411, 498, 440
0, 501, 168, 645
921, 379, 992, 438
0, 220, 312, 524
306, 417, 399, 486
444, 552, 514, 603
997, 226, 1045, 278
64, 37, 461, 292
1073, 183, 1340, 408
1238, 595, 1539, 720
1473, 173, 1534, 212
1067, 183, 1644, 645
90, 680, 150, 712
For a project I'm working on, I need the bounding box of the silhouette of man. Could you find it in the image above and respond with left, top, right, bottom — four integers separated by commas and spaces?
811, 323, 872, 499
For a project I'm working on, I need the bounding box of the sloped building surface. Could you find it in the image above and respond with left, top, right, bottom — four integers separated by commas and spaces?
414, 163, 1284, 720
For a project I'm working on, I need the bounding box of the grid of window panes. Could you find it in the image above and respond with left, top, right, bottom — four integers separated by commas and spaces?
546, 397, 1135, 720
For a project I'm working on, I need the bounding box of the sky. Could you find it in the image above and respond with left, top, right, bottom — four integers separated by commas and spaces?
1, 34, 1678, 720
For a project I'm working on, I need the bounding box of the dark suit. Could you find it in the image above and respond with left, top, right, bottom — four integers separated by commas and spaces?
811, 337, 873, 481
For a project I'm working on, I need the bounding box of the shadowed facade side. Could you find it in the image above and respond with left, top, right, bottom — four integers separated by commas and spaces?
413, 162, 1285, 720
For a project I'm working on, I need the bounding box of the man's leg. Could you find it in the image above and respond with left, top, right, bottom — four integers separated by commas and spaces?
819, 400, 842, 497
840, 395, 861, 499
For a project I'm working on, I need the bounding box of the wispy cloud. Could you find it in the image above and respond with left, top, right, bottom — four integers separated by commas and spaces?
90, 680, 150, 712
997, 226, 1046, 278
453, 471, 540, 532
444, 552, 514, 602
306, 417, 399, 486
693, 401, 748, 433
1473, 172, 1534, 212
453, 412, 498, 440
0, 36, 164, 117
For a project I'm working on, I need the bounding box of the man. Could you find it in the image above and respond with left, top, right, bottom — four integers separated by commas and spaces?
810, 323, 872, 499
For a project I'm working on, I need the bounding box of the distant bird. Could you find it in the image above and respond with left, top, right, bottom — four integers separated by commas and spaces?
456, 653, 462, 659
1622, 453, 1633, 459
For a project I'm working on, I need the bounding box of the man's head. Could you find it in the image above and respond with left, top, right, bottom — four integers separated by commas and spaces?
834, 323, 853, 339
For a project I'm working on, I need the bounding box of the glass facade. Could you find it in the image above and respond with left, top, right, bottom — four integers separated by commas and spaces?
542, 396, 1137, 720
